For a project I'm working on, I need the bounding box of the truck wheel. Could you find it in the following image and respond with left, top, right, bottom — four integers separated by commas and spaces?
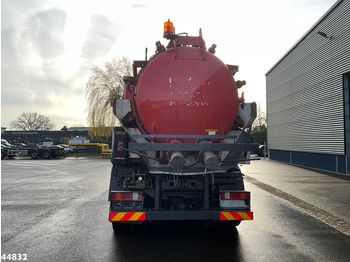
112, 223, 123, 231
112, 223, 131, 232
222, 221, 241, 227
42, 150, 51, 159
232, 221, 241, 227
30, 150, 39, 159
1, 151, 6, 159
59, 151, 66, 158
112, 222, 147, 232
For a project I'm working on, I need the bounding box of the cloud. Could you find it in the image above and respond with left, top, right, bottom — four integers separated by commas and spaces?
81, 14, 119, 60
2, 2, 133, 129
1, 4, 86, 128
1, 30, 16, 61
292, 0, 337, 10
1, 0, 51, 30
23, 8, 67, 59
132, 3, 147, 8
2, 7, 68, 90
1, 93, 30, 107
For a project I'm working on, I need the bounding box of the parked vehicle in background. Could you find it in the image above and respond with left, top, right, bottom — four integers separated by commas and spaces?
71, 145, 87, 151
1, 139, 65, 160
257, 145, 268, 157
17, 145, 66, 159
14, 143, 26, 148
58, 144, 75, 153
1, 144, 17, 159
39, 142, 54, 147
68, 137, 88, 152
21, 143, 39, 148
1, 139, 14, 148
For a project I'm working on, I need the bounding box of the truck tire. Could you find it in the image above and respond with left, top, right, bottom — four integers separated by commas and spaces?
42, 150, 51, 159
30, 150, 39, 159
58, 150, 66, 158
112, 223, 128, 232
231, 221, 241, 227
112, 222, 145, 232
1, 151, 6, 160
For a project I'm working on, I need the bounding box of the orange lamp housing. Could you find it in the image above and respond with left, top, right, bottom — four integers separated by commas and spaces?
163, 20, 174, 39
110, 191, 143, 210
219, 191, 251, 209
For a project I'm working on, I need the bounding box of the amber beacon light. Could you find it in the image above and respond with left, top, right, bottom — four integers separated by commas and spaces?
163, 19, 174, 39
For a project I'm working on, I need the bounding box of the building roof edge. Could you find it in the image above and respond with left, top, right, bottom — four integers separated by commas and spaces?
265, 0, 343, 76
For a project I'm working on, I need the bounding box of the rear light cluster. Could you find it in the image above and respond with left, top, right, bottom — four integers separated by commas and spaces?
110, 191, 144, 210
111, 192, 143, 201
219, 191, 250, 209
220, 192, 250, 200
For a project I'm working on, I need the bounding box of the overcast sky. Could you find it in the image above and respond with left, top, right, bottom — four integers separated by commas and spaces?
1, 0, 338, 130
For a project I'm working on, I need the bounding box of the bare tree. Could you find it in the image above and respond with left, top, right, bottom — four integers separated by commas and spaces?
251, 103, 267, 145
253, 102, 267, 129
10, 112, 55, 131
85, 57, 132, 138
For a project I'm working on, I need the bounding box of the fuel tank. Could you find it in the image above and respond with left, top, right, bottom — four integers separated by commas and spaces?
133, 46, 239, 142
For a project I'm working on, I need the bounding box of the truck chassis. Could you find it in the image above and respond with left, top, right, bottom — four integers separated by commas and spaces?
1, 147, 66, 160
109, 124, 257, 229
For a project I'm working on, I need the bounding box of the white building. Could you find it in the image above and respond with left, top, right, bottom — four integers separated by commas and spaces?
266, 0, 350, 174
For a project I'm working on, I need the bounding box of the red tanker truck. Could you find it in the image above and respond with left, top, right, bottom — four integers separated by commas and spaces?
109, 20, 258, 230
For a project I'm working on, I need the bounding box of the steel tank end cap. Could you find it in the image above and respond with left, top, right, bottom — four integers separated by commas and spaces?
169, 151, 186, 169
203, 151, 219, 170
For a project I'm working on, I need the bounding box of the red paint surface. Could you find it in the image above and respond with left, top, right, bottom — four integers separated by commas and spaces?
120, 212, 134, 221
134, 47, 238, 142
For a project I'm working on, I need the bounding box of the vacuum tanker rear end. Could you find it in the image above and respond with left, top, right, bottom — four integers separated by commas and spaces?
108, 20, 258, 229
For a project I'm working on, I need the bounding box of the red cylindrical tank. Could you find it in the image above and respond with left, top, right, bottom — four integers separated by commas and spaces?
134, 46, 239, 142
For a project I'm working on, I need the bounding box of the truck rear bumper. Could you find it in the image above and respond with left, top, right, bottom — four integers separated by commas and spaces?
109, 210, 253, 222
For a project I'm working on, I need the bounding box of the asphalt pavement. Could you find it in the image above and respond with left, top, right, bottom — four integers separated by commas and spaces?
1, 156, 350, 262
240, 158, 350, 235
